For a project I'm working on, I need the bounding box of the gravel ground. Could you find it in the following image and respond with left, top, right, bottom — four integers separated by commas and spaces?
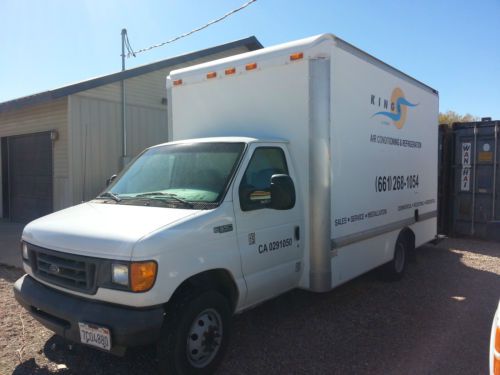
1, 238, 499, 375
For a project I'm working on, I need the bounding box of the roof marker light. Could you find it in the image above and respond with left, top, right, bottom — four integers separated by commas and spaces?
173, 79, 183, 86
225, 67, 236, 75
290, 52, 304, 61
206, 72, 217, 79
245, 62, 257, 71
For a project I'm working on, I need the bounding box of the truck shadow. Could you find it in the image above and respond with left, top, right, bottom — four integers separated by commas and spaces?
11, 242, 499, 375
0, 264, 24, 283
12, 335, 157, 375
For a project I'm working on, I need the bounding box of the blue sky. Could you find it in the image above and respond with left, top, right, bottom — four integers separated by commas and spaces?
1, 0, 499, 118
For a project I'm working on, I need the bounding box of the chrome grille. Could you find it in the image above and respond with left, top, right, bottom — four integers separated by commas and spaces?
29, 245, 97, 294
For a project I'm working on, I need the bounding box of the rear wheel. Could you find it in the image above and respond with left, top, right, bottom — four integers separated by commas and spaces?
157, 290, 232, 375
380, 235, 408, 281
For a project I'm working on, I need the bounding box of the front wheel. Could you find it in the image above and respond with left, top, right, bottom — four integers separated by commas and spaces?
157, 290, 232, 375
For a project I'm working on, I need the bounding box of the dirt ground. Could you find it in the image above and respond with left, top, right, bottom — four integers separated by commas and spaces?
1, 238, 499, 375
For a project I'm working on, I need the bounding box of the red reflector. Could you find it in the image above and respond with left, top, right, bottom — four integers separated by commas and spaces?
173, 79, 183, 86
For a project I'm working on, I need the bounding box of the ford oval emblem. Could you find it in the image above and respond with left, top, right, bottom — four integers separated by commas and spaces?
49, 264, 60, 274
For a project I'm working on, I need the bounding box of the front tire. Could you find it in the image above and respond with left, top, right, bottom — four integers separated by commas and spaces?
157, 290, 232, 375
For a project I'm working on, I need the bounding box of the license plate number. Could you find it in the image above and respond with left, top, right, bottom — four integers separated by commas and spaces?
78, 322, 111, 351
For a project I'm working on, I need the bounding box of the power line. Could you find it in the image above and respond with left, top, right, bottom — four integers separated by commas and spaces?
125, 0, 257, 58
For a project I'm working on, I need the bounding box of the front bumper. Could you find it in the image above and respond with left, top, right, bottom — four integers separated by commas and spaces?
14, 274, 164, 356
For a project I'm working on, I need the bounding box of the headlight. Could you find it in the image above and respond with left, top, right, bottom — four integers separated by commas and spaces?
21, 242, 29, 260
111, 263, 129, 287
111, 261, 157, 292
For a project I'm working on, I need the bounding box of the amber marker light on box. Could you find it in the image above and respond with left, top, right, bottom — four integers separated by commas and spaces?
290, 52, 304, 61
225, 67, 236, 75
130, 261, 157, 292
206, 71, 217, 79
173, 79, 183, 86
245, 62, 257, 71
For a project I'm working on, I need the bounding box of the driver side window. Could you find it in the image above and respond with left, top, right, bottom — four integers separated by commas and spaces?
239, 147, 288, 211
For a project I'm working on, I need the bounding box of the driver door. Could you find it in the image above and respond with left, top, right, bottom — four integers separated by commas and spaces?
233, 144, 303, 307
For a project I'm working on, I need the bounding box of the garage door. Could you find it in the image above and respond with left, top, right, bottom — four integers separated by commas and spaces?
5, 132, 53, 223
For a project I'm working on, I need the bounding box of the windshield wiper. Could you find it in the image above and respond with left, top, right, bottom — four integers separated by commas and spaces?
97, 191, 122, 202
134, 192, 193, 208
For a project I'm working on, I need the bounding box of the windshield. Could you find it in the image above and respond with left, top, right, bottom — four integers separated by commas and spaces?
101, 142, 245, 208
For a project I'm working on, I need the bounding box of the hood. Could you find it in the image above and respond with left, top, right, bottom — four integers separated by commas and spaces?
22, 202, 200, 260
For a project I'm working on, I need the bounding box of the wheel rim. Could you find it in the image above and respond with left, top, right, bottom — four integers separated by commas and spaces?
186, 308, 223, 368
394, 242, 405, 273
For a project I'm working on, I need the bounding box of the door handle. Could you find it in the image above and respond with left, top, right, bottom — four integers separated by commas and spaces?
294, 226, 300, 241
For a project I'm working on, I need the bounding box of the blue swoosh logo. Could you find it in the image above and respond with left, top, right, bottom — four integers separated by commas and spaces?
372, 97, 417, 121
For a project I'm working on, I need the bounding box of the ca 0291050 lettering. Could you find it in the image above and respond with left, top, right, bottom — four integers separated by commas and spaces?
258, 238, 293, 254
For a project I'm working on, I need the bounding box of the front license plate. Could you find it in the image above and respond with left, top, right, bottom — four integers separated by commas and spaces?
78, 322, 111, 351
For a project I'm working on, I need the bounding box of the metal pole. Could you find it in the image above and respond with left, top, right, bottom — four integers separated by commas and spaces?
471, 126, 478, 235
493, 124, 498, 220
121, 29, 127, 167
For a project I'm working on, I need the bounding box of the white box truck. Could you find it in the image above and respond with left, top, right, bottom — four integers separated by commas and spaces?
14, 34, 438, 374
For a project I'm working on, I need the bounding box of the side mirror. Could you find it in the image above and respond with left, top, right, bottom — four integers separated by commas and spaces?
106, 174, 117, 187
239, 185, 271, 211
270, 174, 295, 210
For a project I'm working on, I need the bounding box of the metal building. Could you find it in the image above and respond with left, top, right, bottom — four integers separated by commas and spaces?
0, 37, 262, 223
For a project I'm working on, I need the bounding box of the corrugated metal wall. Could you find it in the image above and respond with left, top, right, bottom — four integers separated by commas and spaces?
0, 45, 252, 215
0, 98, 70, 215
68, 95, 167, 202
69, 46, 250, 204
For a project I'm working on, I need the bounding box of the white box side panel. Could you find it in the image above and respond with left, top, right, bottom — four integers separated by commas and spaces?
171, 60, 312, 270
330, 45, 438, 243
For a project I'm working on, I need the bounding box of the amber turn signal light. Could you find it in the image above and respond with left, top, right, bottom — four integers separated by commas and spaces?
130, 261, 157, 292
496, 326, 500, 352
495, 326, 500, 375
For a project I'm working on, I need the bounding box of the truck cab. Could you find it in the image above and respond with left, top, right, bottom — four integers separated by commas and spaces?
15, 137, 302, 373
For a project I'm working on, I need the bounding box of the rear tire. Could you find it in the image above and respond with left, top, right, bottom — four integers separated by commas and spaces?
380, 235, 408, 281
157, 290, 232, 375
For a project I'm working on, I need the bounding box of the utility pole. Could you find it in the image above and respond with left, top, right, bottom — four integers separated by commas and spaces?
121, 29, 129, 168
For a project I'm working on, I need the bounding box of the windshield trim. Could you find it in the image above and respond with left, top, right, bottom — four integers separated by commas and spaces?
215, 142, 248, 206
